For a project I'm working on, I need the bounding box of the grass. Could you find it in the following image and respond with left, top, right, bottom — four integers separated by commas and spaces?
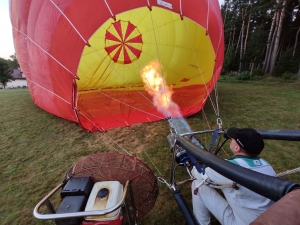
0, 79, 300, 225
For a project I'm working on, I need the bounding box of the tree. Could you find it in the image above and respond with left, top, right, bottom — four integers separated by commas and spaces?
0, 59, 14, 89
268, 0, 288, 76
274, 47, 300, 76
7, 53, 20, 69
221, 0, 275, 73
221, 0, 300, 77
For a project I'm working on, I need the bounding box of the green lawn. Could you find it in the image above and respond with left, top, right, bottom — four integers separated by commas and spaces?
0, 80, 299, 225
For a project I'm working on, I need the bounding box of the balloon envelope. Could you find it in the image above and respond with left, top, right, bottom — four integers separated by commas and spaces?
10, 0, 224, 131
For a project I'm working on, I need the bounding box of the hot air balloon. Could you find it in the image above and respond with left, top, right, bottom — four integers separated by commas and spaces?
10, 0, 223, 132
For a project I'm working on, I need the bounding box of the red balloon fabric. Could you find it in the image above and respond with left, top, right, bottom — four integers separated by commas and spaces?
10, 0, 224, 131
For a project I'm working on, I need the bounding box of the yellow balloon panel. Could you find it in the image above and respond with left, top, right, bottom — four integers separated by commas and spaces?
77, 6, 215, 91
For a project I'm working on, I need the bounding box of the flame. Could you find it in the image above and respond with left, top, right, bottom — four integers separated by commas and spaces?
141, 60, 192, 134
141, 60, 180, 117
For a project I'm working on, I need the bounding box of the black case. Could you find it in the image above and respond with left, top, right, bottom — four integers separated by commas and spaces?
61, 177, 94, 198
55, 195, 87, 225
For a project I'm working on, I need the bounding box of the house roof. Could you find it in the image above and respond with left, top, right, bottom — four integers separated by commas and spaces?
12, 68, 26, 80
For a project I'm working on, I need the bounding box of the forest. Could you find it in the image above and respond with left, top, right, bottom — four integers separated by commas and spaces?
221, 0, 300, 79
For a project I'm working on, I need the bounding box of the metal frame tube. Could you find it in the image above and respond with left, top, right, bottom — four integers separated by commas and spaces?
33, 181, 129, 220
176, 135, 300, 202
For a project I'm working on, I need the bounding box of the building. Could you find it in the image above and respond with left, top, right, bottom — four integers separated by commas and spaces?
0, 68, 28, 89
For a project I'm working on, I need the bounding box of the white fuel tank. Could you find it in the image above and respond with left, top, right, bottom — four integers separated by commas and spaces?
85, 181, 123, 221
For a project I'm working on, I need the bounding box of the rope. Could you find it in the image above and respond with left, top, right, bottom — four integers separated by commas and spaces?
146, 0, 151, 7
182, 21, 219, 118
210, 2, 225, 119
50, 0, 89, 46
276, 167, 300, 177
26, 78, 71, 105
148, 8, 171, 114
214, 78, 220, 117
17, 3, 226, 184
87, 9, 170, 114
139, 60, 170, 115
12, 26, 77, 79
197, 167, 300, 190
206, 0, 209, 34
78, 111, 132, 156
103, 0, 114, 18
86, 46, 156, 107
78, 109, 165, 177
91, 88, 164, 120
144, 151, 163, 176
179, 0, 183, 16
216, 24, 224, 60
199, 109, 229, 158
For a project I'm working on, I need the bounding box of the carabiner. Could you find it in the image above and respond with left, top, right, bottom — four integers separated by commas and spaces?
217, 117, 222, 129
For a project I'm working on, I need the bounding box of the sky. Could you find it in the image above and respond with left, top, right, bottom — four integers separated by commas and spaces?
0, 0, 14, 59
0, 0, 224, 60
